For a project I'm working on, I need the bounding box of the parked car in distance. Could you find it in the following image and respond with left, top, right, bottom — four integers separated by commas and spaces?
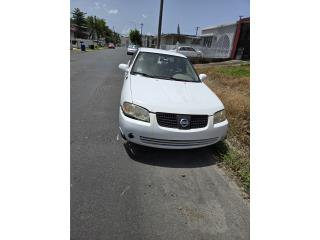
127, 45, 138, 55
170, 46, 203, 61
118, 48, 228, 149
108, 43, 115, 49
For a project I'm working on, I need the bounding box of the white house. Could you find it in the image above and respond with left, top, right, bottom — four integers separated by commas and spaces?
70, 24, 95, 49
200, 23, 237, 58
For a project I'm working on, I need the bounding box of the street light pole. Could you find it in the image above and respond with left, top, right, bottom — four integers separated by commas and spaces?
195, 26, 200, 36
157, 0, 164, 49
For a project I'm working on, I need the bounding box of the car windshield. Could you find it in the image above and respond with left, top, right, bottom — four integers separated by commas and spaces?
131, 52, 200, 82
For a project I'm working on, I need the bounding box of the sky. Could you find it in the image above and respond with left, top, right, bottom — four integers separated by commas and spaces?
70, 0, 250, 36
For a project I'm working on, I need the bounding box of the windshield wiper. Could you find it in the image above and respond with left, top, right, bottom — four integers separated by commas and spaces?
153, 75, 190, 82
131, 72, 193, 82
131, 71, 157, 78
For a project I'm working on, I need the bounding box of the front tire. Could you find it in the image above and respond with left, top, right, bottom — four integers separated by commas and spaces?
124, 141, 143, 159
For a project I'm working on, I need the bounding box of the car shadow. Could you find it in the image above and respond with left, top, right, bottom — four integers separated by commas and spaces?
123, 142, 227, 168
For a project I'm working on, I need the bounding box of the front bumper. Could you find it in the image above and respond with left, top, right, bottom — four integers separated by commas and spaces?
119, 107, 228, 149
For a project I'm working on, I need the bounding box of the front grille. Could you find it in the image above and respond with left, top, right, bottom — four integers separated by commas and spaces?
140, 136, 219, 147
156, 112, 208, 129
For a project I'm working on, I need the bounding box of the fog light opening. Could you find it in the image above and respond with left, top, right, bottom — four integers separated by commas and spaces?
128, 133, 134, 139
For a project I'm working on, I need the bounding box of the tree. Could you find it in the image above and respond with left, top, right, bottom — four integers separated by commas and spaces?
104, 27, 120, 44
86, 16, 109, 40
129, 29, 142, 46
104, 26, 114, 43
113, 32, 121, 45
71, 8, 87, 27
95, 18, 107, 38
71, 8, 121, 44
86, 16, 95, 39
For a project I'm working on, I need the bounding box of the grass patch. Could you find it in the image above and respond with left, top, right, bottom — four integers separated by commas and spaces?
212, 142, 250, 193
222, 149, 250, 193
195, 63, 250, 194
213, 64, 250, 78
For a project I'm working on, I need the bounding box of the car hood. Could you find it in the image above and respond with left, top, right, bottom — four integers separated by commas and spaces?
129, 74, 224, 115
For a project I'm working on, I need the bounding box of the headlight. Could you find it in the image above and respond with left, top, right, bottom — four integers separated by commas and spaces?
122, 102, 150, 122
213, 109, 226, 124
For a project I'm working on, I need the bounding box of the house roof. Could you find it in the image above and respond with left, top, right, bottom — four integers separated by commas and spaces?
238, 17, 250, 24
201, 22, 237, 31
70, 23, 88, 29
160, 33, 199, 38
201, 17, 250, 31
70, 24, 89, 35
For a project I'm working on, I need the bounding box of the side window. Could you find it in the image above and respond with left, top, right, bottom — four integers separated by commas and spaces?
189, 47, 196, 52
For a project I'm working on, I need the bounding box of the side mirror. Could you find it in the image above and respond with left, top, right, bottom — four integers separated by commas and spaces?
119, 63, 129, 72
199, 74, 207, 81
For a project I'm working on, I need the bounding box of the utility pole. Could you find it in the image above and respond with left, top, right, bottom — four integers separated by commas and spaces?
94, 16, 97, 40
195, 26, 200, 36
157, 0, 164, 49
112, 26, 115, 44
140, 23, 144, 47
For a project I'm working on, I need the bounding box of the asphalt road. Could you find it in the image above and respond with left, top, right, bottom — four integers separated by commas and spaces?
71, 48, 249, 240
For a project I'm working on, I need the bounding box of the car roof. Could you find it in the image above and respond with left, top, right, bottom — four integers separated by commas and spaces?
138, 47, 187, 58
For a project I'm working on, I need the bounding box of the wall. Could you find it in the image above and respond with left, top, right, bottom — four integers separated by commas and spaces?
234, 22, 250, 60
200, 23, 237, 58
157, 24, 238, 59
70, 39, 95, 49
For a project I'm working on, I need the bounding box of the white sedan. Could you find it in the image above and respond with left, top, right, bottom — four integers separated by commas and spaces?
127, 45, 138, 55
170, 46, 203, 60
118, 48, 228, 149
